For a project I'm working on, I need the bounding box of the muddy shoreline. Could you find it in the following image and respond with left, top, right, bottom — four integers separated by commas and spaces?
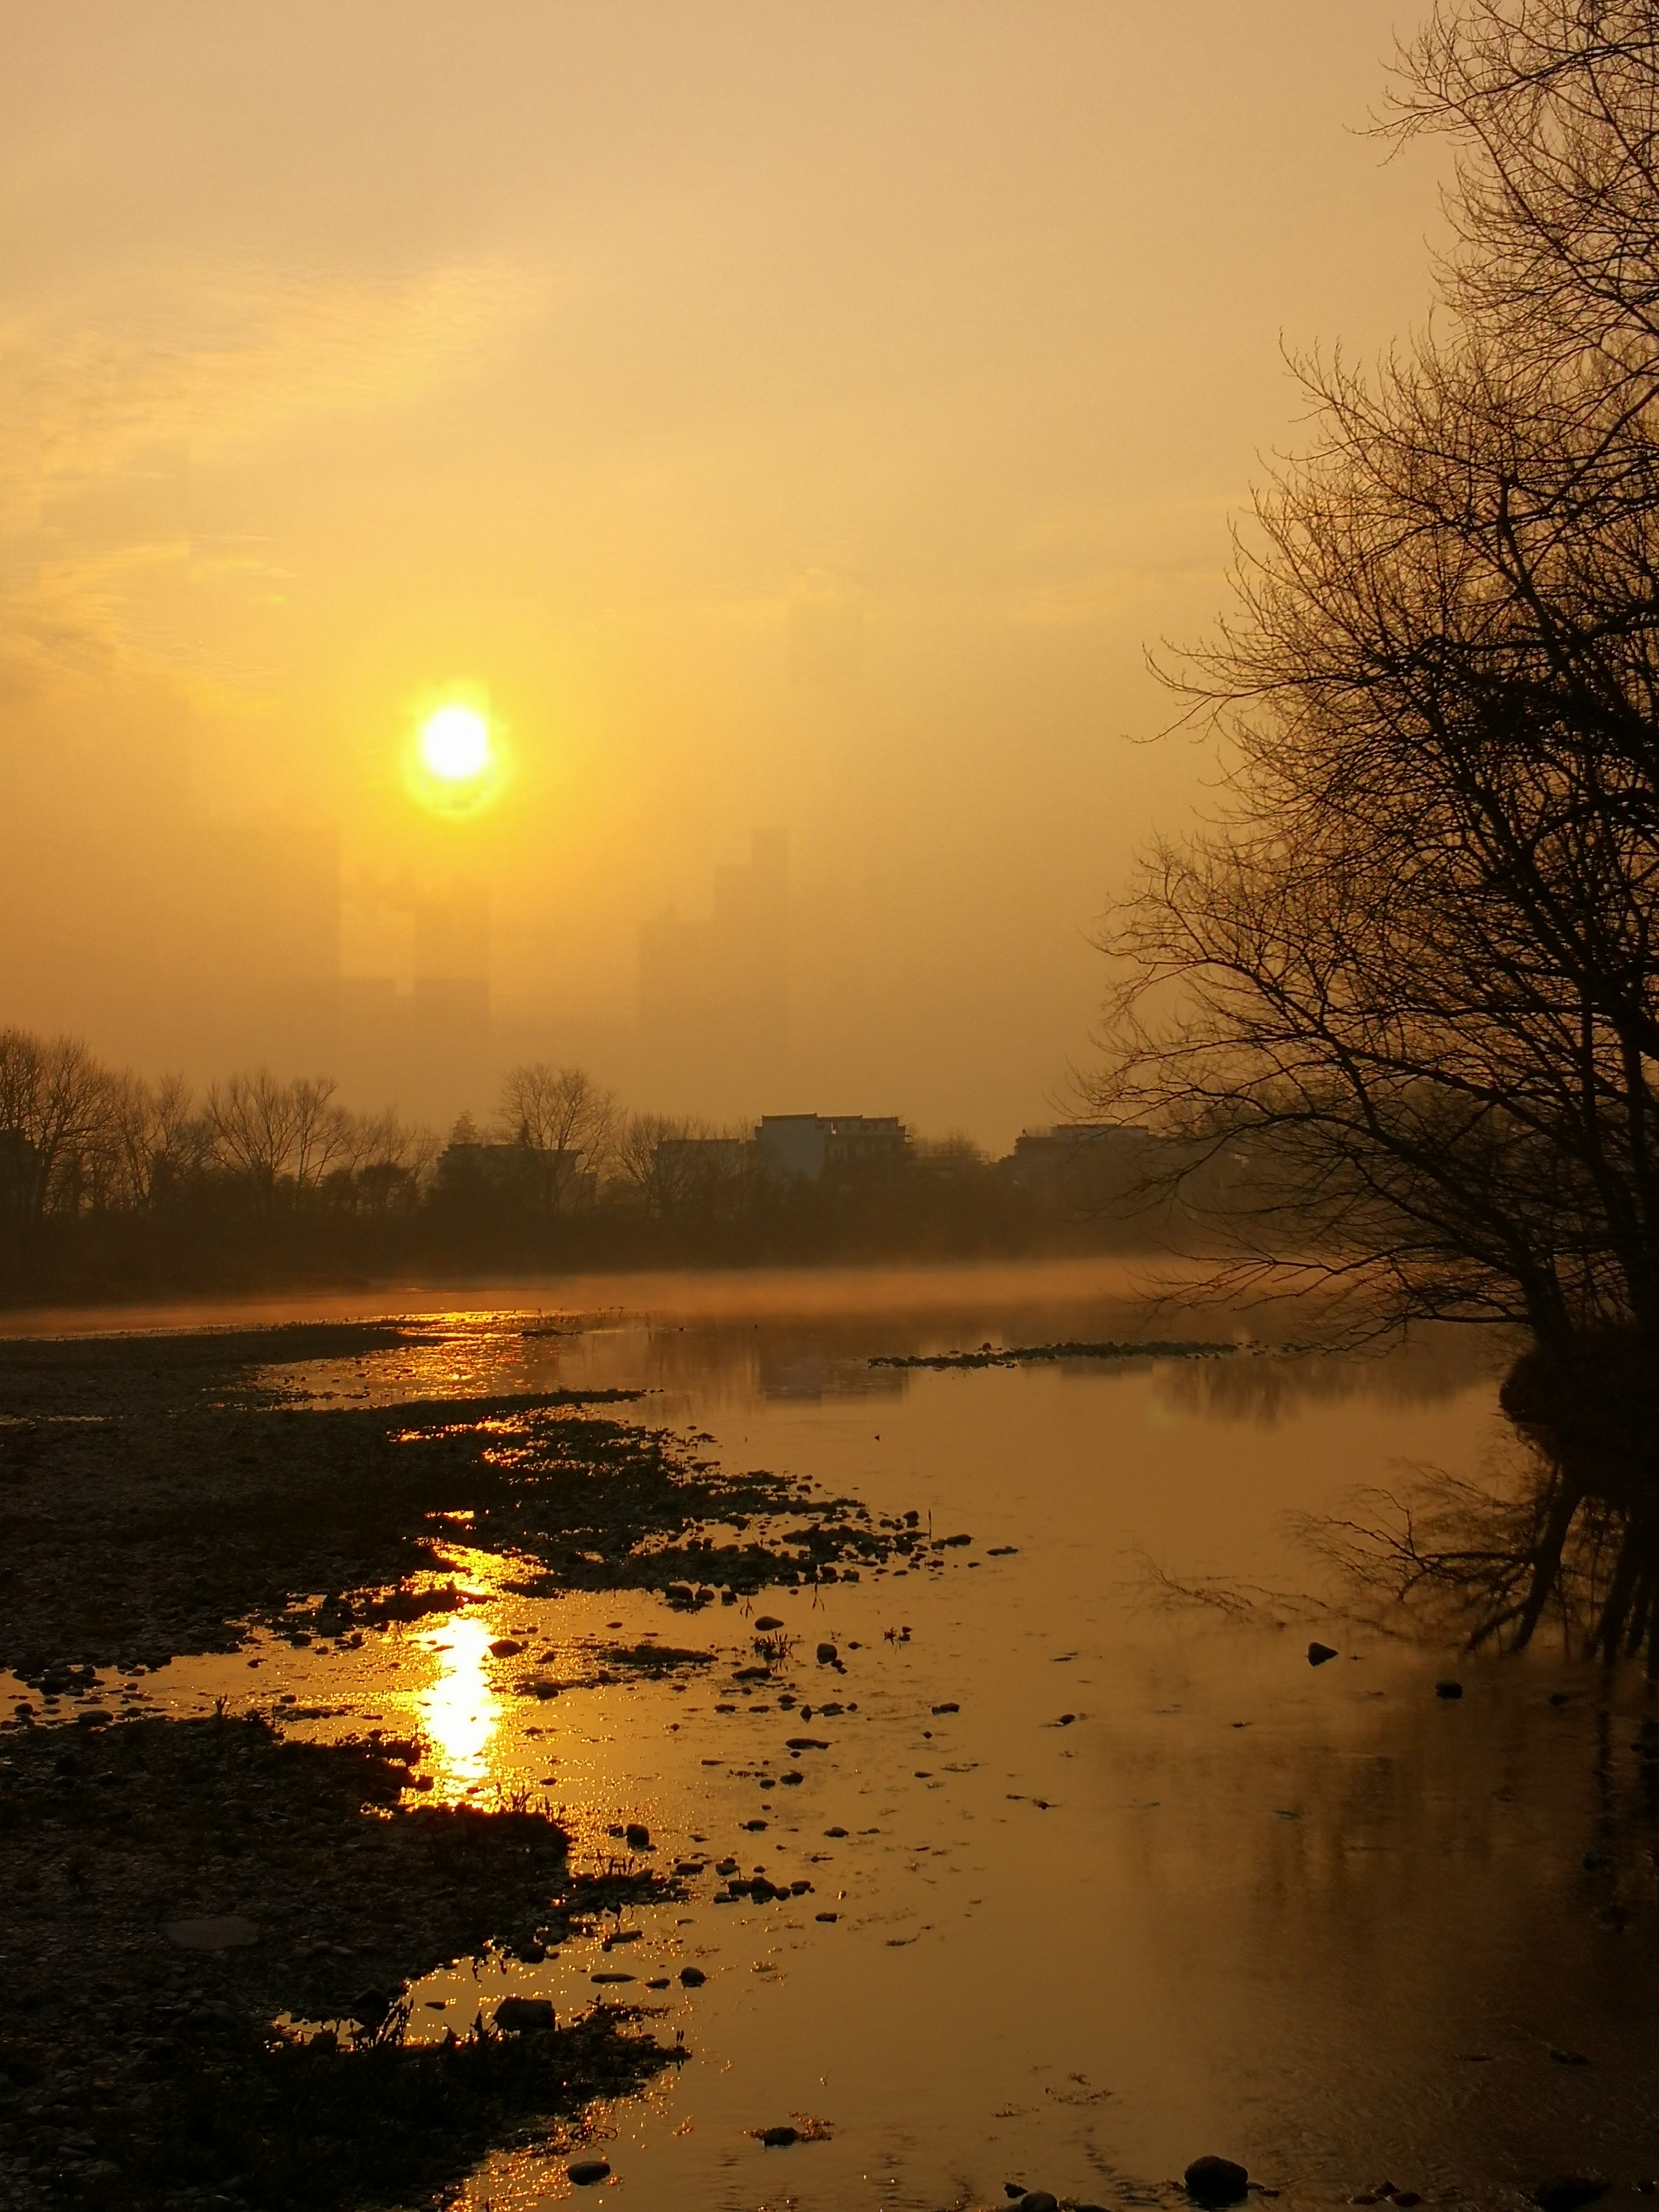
0, 1317, 918, 2210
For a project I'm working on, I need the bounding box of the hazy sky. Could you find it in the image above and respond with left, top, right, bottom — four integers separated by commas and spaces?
1, 3, 1448, 1144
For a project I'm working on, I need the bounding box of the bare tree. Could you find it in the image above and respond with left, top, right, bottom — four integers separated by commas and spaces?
329, 1108, 439, 1213
609, 1113, 748, 1218
0, 1030, 116, 1223
205, 1071, 352, 1209
1096, 0, 1659, 1657
1390, 1, 1659, 391
493, 1063, 617, 1212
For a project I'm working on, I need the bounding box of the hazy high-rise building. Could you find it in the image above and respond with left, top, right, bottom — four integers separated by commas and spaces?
339, 871, 491, 1123
189, 818, 341, 1075
639, 829, 789, 1114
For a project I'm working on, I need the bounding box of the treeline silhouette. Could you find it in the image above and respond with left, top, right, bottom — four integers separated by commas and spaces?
0, 1031, 1150, 1303
1098, 1, 1659, 1660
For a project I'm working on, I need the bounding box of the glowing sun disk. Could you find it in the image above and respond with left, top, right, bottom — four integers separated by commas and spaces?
419, 704, 491, 782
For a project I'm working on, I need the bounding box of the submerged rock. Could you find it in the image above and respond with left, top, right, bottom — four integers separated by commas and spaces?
1532, 2181, 1609, 2212
1435, 1680, 1464, 1699
1185, 2156, 1250, 2205
493, 1996, 555, 2033
566, 2159, 612, 2185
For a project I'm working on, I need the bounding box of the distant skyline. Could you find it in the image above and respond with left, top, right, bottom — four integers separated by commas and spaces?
1, 3, 1449, 1147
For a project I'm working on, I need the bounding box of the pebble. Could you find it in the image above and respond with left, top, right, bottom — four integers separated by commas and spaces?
493, 1996, 555, 2033
1185, 2156, 1250, 2205
1307, 1642, 1338, 1666
566, 2159, 612, 2186
755, 1616, 784, 1631
624, 1823, 652, 1849
816, 1643, 838, 1664
759, 2124, 799, 2146
678, 1966, 707, 1987
1435, 1680, 1464, 1700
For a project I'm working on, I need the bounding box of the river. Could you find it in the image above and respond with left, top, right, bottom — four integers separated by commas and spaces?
7, 1260, 1655, 2210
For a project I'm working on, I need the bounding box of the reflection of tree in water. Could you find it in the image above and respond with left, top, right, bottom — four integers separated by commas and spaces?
1154, 1328, 1497, 1425
1298, 1336, 1659, 1666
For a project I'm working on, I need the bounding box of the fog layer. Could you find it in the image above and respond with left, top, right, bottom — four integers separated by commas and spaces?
1, 2, 1444, 1143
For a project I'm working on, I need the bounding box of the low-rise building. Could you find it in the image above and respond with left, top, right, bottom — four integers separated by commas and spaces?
754, 1113, 909, 1181
434, 1140, 597, 1210
1003, 1123, 1176, 1214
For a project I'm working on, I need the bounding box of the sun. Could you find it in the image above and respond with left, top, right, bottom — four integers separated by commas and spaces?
418, 704, 492, 783
404, 690, 510, 818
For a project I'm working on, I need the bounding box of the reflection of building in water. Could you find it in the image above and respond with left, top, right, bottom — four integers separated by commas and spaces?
339, 872, 491, 1123
639, 830, 789, 1113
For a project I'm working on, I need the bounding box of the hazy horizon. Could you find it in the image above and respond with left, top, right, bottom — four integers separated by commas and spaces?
2, 2, 1448, 1147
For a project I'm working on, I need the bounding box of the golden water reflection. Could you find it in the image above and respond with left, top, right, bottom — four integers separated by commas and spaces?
416, 1612, 502, 1799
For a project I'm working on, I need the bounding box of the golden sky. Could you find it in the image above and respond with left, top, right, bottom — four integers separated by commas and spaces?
1, 2, 1447, 1143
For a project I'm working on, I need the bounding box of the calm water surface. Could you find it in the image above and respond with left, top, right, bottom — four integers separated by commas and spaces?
14, 1267, 1658, 2209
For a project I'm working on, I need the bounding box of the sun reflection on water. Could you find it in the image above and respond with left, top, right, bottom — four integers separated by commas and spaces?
416, 1612, 502, 1799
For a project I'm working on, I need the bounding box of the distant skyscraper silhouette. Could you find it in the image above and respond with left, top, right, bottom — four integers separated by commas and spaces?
638, 828, 789, 1111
